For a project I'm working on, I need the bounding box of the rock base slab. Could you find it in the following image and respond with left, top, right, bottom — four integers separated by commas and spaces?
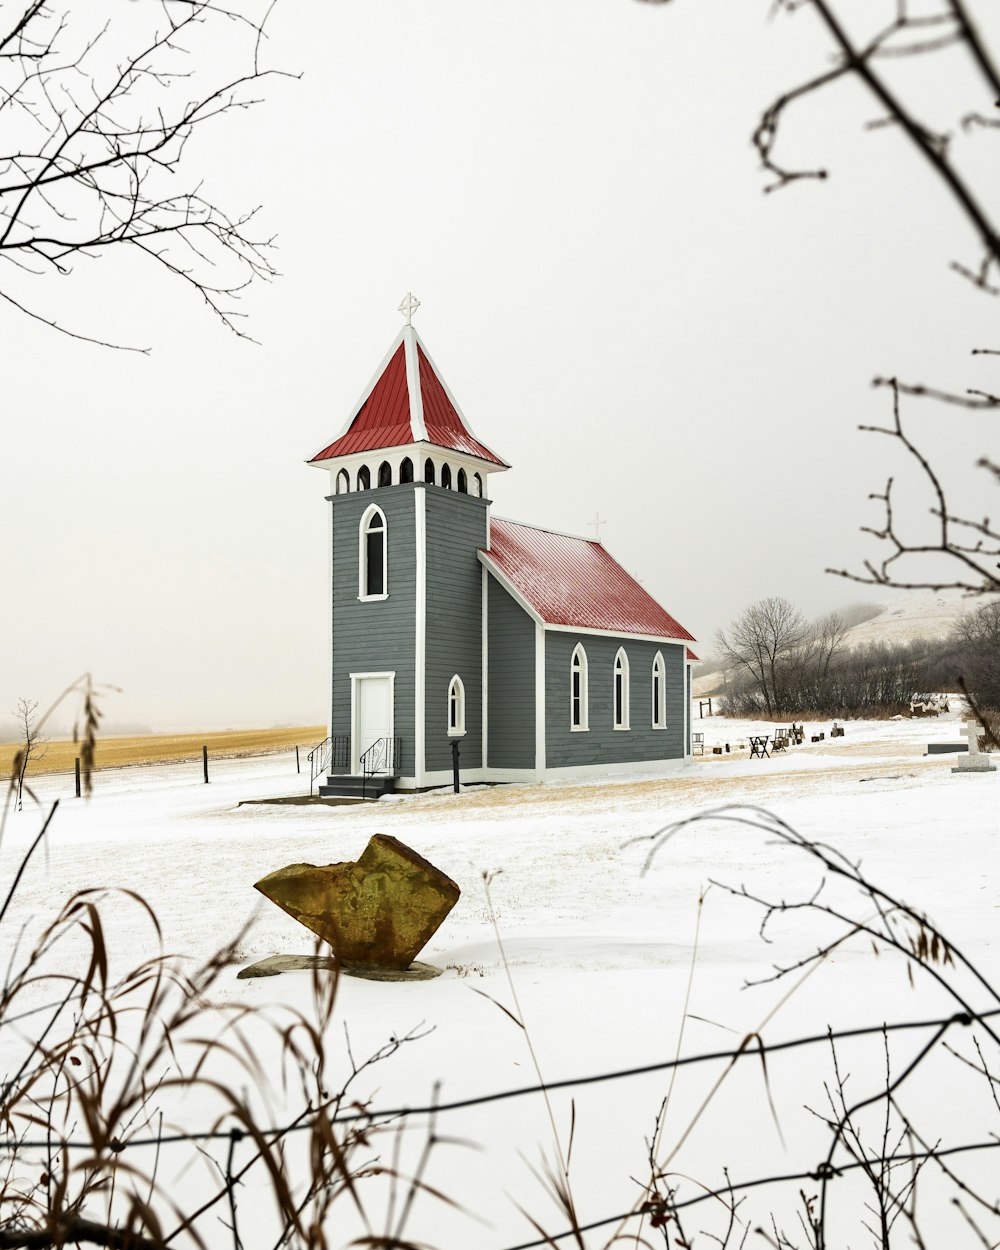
237, 954, 442, 982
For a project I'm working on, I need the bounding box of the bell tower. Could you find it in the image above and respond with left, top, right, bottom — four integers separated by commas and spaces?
307, 296, 509, 791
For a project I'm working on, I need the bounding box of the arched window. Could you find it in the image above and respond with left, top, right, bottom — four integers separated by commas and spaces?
473, 473, 483, 498
357, 465, 370, 491
424, 458, 436, 485
447, 675, 466, 736
359, 504, 387, 599
335, 469, 350, 495
570, 644, 588, 731
378, 461, 392, 488
614, 648, 630, 730
652, 651, 667, 730
457, 468, 468, 494
400, 457, 414, 484
441, 464, 452, 490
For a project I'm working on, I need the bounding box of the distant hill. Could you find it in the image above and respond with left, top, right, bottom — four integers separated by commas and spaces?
839, 591, 972, 648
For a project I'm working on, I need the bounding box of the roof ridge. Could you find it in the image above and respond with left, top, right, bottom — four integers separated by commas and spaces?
491, 515, 599, 545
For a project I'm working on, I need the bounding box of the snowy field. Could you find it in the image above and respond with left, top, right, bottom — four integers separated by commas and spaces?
2, 709, 998, 1248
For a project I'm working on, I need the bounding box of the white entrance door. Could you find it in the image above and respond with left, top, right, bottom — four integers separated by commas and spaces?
353, 674, 393, 774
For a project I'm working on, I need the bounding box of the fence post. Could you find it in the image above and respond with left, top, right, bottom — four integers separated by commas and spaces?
203, 745, 209, 784
295, 745, 301, 774
75, 757, 81, 798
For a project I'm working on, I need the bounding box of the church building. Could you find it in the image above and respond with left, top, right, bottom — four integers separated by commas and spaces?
307, 298, 697, 794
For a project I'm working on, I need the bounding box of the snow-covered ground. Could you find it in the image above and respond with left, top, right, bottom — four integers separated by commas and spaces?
2, 708, 998, 1248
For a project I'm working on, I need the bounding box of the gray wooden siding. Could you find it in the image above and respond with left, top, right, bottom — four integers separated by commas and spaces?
330, 486, 416, 774
486, 576, 536, 769
424, 489, 489, 772
544, 633, 686, 767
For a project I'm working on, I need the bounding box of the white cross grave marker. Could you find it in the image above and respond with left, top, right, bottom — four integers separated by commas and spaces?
398, 292, 420, 325
952, 719, 997, 773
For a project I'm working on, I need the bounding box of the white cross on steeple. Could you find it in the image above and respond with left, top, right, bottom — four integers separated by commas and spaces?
398, 292, 420, 325
589, 511, 606, 541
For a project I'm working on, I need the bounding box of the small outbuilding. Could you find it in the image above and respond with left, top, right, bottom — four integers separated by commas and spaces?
307, 302, 697, 791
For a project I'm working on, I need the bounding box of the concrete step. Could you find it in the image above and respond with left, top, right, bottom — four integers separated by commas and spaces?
318, 774, 398, 800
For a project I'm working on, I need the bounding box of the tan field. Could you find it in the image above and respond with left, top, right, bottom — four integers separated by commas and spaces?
1, 726, 326, 779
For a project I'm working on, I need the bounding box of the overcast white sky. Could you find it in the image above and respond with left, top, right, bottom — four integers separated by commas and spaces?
2, 0, 997, 733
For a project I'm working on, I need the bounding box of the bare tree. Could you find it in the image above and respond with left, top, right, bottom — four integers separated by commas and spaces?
716, 596, 810, 716
11, 694, 46, 810
811, 610, 848, 680
952, 597, 1000, 710
637, 0, 999, 597
0, 0, 290, 352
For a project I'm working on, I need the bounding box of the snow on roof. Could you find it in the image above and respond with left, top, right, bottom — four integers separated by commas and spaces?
482, 518, 695, 641
308, 326, 508, 468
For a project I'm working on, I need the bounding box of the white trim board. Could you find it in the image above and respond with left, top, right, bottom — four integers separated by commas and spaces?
481, 564, 489, 769
414, 488, 427, 786
534, 621, 546, 772
403, 325, 427, 443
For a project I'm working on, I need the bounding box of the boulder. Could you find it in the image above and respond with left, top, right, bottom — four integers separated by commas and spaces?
254, 834, 460, 971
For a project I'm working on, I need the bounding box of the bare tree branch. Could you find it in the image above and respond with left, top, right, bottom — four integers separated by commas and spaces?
0, 0, 295, 350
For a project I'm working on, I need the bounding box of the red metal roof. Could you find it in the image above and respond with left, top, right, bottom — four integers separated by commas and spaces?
483, 519, 695, 641
417, 347, 505, 464
686, 647, 699, 662
309, 329, 507, 467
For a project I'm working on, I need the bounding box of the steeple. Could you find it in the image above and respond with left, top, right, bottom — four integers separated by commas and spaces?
307, 296, 509, 482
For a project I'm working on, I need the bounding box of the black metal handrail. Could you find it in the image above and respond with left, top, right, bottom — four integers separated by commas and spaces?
359, 736, 402, 799
306, 734, 349, 795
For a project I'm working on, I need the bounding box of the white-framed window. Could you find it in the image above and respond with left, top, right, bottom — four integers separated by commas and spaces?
359, 503, 388, 600
473, 472, 483, 497
614, 648, 630, 730
447, 675, 466, 736
652, 651, 667, 730
570, 644, 588, 731
424, 457, 436, 484
378, 460, 392, 488
335, 468, 350, 494
457, 468, 468, 494
400, 457, 414, 483
441, 463, 452, 489
357, 465, 370, 491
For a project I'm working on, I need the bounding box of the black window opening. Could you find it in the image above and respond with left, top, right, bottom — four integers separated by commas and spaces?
365, 514, 385, 596
424, 458, 435, 484
448, 676, 465, 733
336, 469, 349, 494
614, 650, 629, 728
652, 653, 666, 728
571, 645, 587, 729
357, 465, 371, 491
457, 468, 468, 494
378, 461, 392, 488
441, 464, 452, 490
400, 457, 414, 483
473, 473, 483, 497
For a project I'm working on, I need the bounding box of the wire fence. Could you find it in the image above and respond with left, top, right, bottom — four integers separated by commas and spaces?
5, 1002, 1000, 1249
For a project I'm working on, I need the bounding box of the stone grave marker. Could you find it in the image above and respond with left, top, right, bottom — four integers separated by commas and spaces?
951, 720, 997, 775
244, 834, 461, 979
